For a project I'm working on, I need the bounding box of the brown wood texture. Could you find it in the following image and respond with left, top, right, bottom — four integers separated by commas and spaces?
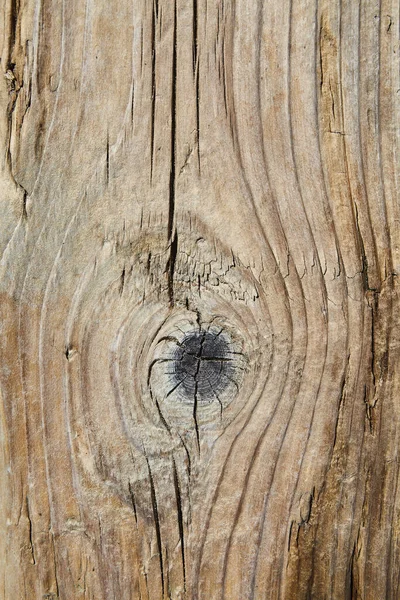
0, 0, 399, 598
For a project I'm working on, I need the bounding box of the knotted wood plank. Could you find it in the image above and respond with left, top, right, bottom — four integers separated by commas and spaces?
0, 0, 399, 598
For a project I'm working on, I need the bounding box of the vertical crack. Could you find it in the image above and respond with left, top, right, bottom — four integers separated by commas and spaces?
192, 331, 206, 451
193, 0, 201, 171
167, 0, 178, 307
195, 64, 201, 171
128, 482, 138, 525
172, 457, 186, 590
167, 230, 178, 307
150, 0, 157, 182
26, 495, 36, 565
22, 189, 28, 220
105, 132, 110, 185
168, 0, 177, 240
146, 457, 165, 596
192, 0, 198, 72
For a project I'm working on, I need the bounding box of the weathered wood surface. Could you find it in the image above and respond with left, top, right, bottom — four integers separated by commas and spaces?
0, 0, 399, 598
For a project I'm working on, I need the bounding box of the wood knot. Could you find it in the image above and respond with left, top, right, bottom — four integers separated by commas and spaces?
168, 329, 242, 403
145, 314, 251, 445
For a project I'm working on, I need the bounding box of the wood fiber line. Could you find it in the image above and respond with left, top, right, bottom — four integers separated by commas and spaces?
0, 0, 399, 598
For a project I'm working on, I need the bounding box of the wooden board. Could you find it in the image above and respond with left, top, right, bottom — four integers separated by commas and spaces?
0, 0, 399, 598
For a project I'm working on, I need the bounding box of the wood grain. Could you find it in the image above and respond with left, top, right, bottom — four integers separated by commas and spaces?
0, 0, 399, 598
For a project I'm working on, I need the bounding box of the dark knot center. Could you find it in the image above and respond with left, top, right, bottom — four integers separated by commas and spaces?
170, 330, 238, 402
